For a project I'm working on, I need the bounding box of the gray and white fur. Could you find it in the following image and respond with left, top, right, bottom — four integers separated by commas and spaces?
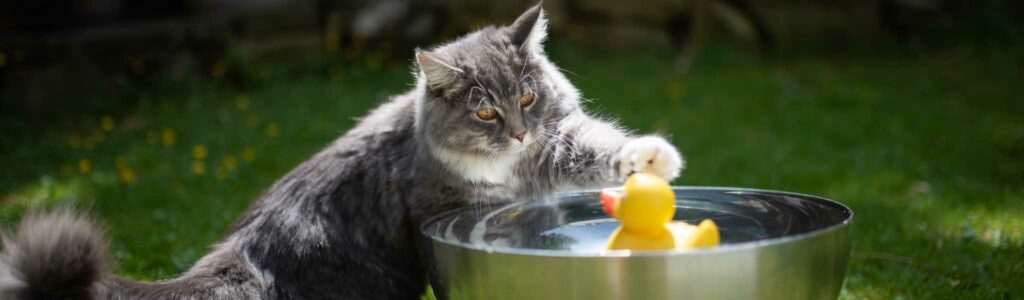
0, 4, 684, 299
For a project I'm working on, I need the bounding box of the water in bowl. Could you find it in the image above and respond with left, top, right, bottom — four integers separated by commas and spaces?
425, 188, 850, 253
541, 205, 770, 252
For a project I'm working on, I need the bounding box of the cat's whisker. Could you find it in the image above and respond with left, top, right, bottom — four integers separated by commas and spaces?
521, 75, 539, 93
555, 65, 580, 78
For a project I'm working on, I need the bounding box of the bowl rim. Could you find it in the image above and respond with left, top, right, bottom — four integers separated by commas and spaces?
420, 186, 854, 257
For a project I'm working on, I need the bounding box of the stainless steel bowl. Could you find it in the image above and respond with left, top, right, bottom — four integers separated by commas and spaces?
421, 187, 854, 300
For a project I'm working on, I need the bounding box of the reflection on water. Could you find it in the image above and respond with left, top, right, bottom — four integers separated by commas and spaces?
541, 205, 772, 252
541, 219, 619, 252
423, 188, 851, 253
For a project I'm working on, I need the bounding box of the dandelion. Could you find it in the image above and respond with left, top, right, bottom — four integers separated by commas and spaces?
161, 128, 177, 147
61, 165, 74, 176
242, 148, 256, 162
245, 115, 259, 129
83, 138, 96, 150
667, 82, 685, 103
266, 122, 281, 138
210, 60, 228, 78
92, 129, 105, 143
192, 145, 208, 160
222, 154, 238, 171
215, 167, 227, 181
653, 119, 668, 132
101, 116, 116, 131
325, 33, 340, 53
78, 159, 91, 173
119, 168, 136, 183
192, 160, 206, 175
159, 101, 173, 114
68, 135, 82, 149
329, 65, 344, 81
235, 95, 250, 110
366, 55, 382, 71
115, 156, 128, 170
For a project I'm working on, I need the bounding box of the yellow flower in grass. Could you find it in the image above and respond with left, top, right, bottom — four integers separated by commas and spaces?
215, 167, 227, 181
210, 60, 228, 78
100, 116, 115, 131
78, 159, 91, 173
242, 148, 256, 162
115, 156, 128, 170
92, 129, 105, 143
61, 164, 74, 176
83, 137, 96, 150
667, 82, 685, 103
653, 119, 668, 132
114, 155, 135, 183
366, 55, 382, 71
235, 95, 250, 110
159, 101, 174, 114
192, 160, 206, 175
325, 33, 340, 53
266, 122, 281, 138
192, 145, 208, 160
222, 155, 238, 171
245, 115, 259, 129
329, 65, 344, 81
68, 135, 82, 149
119, 168, 136, 183
161, 128, 177, 147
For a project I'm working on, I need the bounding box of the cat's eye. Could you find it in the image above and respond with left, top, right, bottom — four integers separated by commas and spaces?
519, 91, 535, 107
476, 108, 498, 120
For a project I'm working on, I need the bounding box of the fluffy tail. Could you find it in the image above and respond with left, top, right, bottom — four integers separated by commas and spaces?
1, 207, 109, 300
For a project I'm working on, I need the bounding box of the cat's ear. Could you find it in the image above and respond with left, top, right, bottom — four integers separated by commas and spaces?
416, 49, 463, 90
510, 3, 547, 53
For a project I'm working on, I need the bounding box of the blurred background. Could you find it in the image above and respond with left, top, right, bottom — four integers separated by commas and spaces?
1, 0, 1022, 298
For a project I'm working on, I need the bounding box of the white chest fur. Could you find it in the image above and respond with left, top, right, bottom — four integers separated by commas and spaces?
432, 148, 521, 185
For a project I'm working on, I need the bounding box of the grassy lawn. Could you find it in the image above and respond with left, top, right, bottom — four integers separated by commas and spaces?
1, 43, 1022, 298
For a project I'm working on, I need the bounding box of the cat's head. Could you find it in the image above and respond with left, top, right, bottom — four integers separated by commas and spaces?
414, 4, 575, 160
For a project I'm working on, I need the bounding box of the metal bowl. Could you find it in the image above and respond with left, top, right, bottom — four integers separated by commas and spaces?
421, 187, 854, 300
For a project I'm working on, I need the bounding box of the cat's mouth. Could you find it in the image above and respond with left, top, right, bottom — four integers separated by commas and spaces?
507, 135, 536, 153
500, 143, 528, 154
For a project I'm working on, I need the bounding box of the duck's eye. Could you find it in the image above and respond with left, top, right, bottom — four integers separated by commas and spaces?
476, 108, 498, 120
519, 91, 535, 107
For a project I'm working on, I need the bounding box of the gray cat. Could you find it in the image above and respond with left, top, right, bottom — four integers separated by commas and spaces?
0, 5, 683, 299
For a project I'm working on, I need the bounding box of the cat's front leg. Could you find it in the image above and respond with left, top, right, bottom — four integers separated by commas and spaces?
616, 136, 685, 182
549, 111, 685, 188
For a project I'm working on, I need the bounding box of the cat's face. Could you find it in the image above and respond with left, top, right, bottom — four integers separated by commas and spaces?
420, 54, 555, 155
417, 5, 560, 157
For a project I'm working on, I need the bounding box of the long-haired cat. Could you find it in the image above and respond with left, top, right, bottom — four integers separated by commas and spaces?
0, 4, 683, 299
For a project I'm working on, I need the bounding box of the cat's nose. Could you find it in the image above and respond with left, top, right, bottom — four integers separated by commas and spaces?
514, 131, 526, 142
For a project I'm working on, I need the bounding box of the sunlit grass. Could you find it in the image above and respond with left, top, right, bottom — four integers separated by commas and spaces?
1, 44, 1022, 298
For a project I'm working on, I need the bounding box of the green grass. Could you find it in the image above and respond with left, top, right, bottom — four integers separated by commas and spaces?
2, 44, 1022, 298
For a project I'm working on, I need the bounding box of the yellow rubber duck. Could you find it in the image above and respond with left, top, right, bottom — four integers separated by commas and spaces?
600, 173, 720, 251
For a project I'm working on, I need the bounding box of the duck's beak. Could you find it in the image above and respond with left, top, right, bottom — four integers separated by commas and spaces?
600, 188, 624, 217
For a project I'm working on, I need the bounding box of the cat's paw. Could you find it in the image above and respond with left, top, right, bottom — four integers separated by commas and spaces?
617, 136, 685, 182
